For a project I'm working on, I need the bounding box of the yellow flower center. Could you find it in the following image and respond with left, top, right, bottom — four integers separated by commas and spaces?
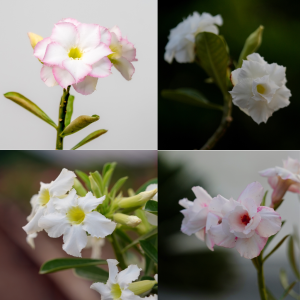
67, 206, 85, 224
39, 189, 50, 206
108, 43, 122, 62
257, 84, 265, 94
68, 47, 82, 59
111, 283, 122, 300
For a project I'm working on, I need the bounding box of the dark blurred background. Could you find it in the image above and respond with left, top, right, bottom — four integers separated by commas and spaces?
158, 151, 300, 299
158, 0, 300, 150
0, 150, 156, 300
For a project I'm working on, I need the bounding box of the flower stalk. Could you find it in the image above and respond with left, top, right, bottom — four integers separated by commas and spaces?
56, 86, 71, 150
110, 232, 127, 270
252, 254, 268, 300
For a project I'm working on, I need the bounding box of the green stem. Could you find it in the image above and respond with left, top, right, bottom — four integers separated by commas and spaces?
201, 93, 232, 150
110, 232, 127, 270
56, 86, 70, 150
252, 255, 268, 300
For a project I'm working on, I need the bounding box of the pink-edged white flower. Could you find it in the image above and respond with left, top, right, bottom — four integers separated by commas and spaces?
33, 18, 113, 95
179, 186, 215, 250
108, 26, 137, 81
164, 12, 223, 64
38, 189, 116, 257
145, 184, 158, 226
229, 53, 291, 124
23, 168, 76, 235
208, 182, 281, 259
260, 157, 300, 207
90, 259, 142, 300
85, 236, 105, 259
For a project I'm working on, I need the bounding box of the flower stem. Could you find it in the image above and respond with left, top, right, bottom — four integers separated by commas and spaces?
110, 232, 127, 270
200, 93, 232, 150
56, 86, 70, 150
252, 255, 268, 300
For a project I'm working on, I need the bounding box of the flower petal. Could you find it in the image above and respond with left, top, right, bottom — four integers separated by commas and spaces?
110, 26, 122, 41
112, 57, 135, 81
62, 224, 87, 257
239, 60, 268, 80
90, 282, 112, 299
231, 69, 241, 86
235, 233, 267, 259
120, 38, 137, 62
256, 207, 281, 237
209, 219, 236, 248
195, 228, 205, 241
117, 264, 141, 288
49, 168, 76, 197
53, 189, 78, 214
53, 66, 76, 88
22, 206, 45, 235
192, 186, 212, 205
107, 259, 119, 284
43, 42, 69, 67
89, 57, 112, 78
209, 195, 229, 217
63, 59, 92, 83
78, 193, 105, 213
265, 63, 286, 86
268, 86, 291, 111
51, 22, 78, 50
237, 182, 264, 207
38, 213, 70, 238
82, 211, 116, 238
81, 43, 113, 65
40, 65, 58, 87
100, 26, 111, 46
145, 211, 158, 226
121, 289, 142, 300
77, 23, 101, 51
72, 76, 98, 95
34, 37, 52, 61
58, 18, 81, 27
180, 206, 208, 235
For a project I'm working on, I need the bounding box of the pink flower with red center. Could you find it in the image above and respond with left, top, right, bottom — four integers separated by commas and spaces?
208, 182, 281, 259
259, 157, 300, 207
33, 18, 113, 95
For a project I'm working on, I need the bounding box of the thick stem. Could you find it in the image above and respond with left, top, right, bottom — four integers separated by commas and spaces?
252, 256, 268, 300
110, 232, 127, 270
201, 93, 232, 150
56, 86, 70, 150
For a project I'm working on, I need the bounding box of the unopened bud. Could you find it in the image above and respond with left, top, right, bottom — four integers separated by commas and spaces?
128, 280, 157, 295
28, 32, 43, 49
113, 213, 141, 228
118, 189, 157, 209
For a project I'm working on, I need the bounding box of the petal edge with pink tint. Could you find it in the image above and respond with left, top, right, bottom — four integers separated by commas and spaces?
53, 66, 76, 89
89, 57, 112, 78
255, 207, 281, 237
43, 42, 69, 67
73, 76, 98, 95
50, 22, 78, 50
40, 65, 58, 87
99, 26, 111, 46
63, 59, 92, 83
113, 57, 135, 80
34, 38, 52, 61
82, 43, 113, 65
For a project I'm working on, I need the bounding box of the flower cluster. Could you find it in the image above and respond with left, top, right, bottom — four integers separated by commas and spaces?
230, 53, 291, 124
164, 12, 223, 64
22, 168, 116, 257
30, 18, 137, 95
179, 182, 282, 259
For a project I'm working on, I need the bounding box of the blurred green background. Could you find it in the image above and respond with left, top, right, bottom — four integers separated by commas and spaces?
158, 0, 300, 150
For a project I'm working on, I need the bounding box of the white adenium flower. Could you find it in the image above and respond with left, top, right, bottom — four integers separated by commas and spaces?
85, 236, 105, 259
38, 189, 116, 257
34, 18, 113, 95
90, 259, 142, 300
259, 157, 300, 207
26, 232, 37, 249
23, 168, 76, 235
145, 184, 158, 226
208, 182, 281, 259
108, 26, 137, 81
229, 53, 291, 124
164, 12, 223, 63
179, 186, 215, 250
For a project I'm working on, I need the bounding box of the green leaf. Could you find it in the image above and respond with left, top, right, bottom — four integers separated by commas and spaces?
279, 281, 297, 300
264, 220, 286, 252
279, 269, 300, 300
121, 227, 158, 253
266, 288, 277, 300
237, 25, 264, 68
161, 88, 223, 111
263, 235, 290, 262
136, 179, 157, 194
110, 176, 128, 198
40, 258, 107, 274
261, 190, 268, 206
64, 94, 74, 127
145, 200, 158, 215
195, 32, 229, 95
288, 236, 300, 280
89, 175, 101, 198
71, 129, 108, 150
115, 228, 142, 255
75, 170, 91, 190
4, 92, 57, 129
74, 266, 108, 282
103, 167, 115, 189
140, 240, 158, 264
102, 162, 117, 178
60, 115, 100, 137
73, 178, 87, 197
91, 171, 104, 194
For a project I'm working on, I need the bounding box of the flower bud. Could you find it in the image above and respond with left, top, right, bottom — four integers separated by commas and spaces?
118, 189, 158, 209
113, 213, 141, 228
128, 280, 157, 295
27, 32, 43, 49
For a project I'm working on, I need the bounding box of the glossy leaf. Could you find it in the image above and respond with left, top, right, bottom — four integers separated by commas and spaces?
40, 258, 107, 274
71, 129, 107, 150
237, 25, 264, 68
61, 115, 100, 137
288, 236, 300, 280
279, 269, 300, 300
75, 170, 91, 191
136, 179, 157, 194
74, 266, 108, 282
140, 240, 158, 264
263, 235, 290, 262
195, 32, 229, 95
161, 88, 223, 111
4, 92, 57, 129
73, 178, 87, 197
145, 200, 158, 215
64, 95, 75, 127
